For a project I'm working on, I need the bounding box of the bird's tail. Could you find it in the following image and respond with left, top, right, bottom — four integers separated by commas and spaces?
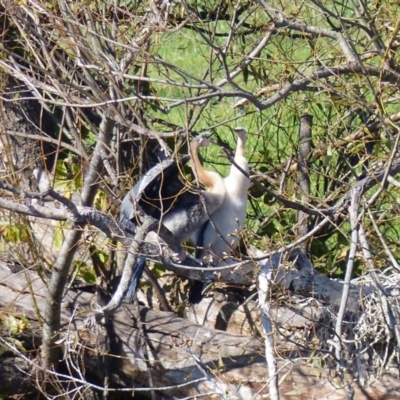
189, 219, 210, 304
188, 280, 204, 304
126, 257, 146, 302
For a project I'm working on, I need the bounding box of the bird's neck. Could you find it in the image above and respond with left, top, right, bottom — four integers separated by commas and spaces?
228, 135, 250, 191
190, 143, 215, 189
235, 135, 246, 159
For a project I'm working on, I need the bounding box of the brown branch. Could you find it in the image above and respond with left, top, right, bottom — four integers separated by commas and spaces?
0, 196, 73, 221
42, 116, 115, 367
234, 63, 400, 110
257, 0, 357, 62
254, 157, 400, 218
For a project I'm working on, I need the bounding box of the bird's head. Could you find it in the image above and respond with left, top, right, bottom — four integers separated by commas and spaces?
192, 134, 211, 148
234, 127, 247, 141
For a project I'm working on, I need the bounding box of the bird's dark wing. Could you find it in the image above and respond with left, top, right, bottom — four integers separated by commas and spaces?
195, 220, 209, 258
120, 155, 191, 230
120, 153, 216, 303
188, 280, 205, 304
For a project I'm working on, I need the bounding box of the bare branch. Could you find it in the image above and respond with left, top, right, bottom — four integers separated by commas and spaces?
258, 255, 280, 400
257, 0, 358, 62
296, 115, 312, 252
333, 187, 361, 364
42, 115, 115, 366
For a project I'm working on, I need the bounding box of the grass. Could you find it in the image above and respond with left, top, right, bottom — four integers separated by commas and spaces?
134, 0, 400, 277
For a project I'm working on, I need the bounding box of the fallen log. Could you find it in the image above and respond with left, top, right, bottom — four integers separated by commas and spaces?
1, 262, 400, 399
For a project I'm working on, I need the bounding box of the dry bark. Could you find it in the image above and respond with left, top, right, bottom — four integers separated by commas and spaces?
1, 262, 400, 399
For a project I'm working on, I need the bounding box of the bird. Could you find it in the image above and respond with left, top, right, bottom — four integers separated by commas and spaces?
120, 134, 225, 301
189, 127, 250, 304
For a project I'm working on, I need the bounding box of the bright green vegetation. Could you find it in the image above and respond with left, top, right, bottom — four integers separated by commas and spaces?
137, 0, 400, 278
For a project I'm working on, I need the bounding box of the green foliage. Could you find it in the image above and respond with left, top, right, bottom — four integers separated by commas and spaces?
74, 261, 97, 284
1, 313, 31, 336
0, 223, 30, 244
54, 158, 83, 196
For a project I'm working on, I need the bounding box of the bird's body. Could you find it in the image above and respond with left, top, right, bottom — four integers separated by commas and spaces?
120, 156, 199, 239
120, 135, 225, 301
200, 130, 250, 256
189, 128, 250, 304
